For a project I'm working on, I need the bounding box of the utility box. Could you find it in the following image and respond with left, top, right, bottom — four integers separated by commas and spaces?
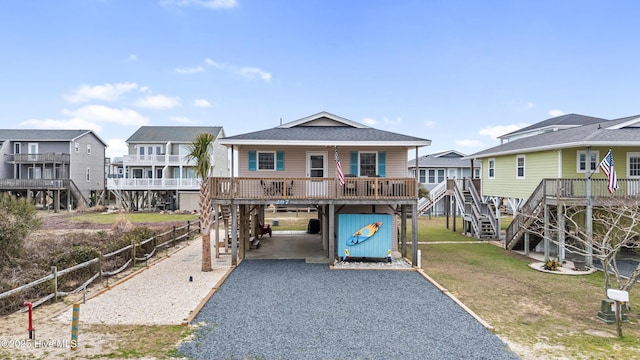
597, 299, 628, 324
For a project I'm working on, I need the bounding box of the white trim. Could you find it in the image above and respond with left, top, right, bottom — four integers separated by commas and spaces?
576, 150, 599, 174
627, 152, 640, 179
305, 151, 328, 178
464, 140, 640, 159
358, 151, 378, 177
557, 150, 562, 177
257, 150, 276, 171
219, 139, 431, 147
488, 158, 495, 179
279, 111, 370, 129
516, 154, 525, 179
606, 116, 640, 130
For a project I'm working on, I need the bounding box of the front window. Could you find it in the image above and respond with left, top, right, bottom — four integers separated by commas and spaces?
474, 168, 480, 179
419, 169, 426, 183
87, 144, 92, 155
577, 150, 599, 173
437, 169, 445, 183
428, 169, 436, 184
75, 143, 79, 153
488, 159, 495, 179
359, 152, 377, 177
258, 151, 276, 171
516, 155, 525, 178
628, 153, 640, 178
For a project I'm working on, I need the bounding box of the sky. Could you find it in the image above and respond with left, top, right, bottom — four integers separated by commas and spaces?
2, 0, 640, 160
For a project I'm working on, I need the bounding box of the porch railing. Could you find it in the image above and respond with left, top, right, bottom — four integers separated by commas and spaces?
107, 178, 202, 190
210, 177, 417, 200
11, 153, 70, 163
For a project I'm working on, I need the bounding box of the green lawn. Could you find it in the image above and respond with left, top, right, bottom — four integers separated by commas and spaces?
69, 212, 199, 224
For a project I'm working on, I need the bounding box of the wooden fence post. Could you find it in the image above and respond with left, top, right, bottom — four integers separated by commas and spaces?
187, 221, 191, 243
131, 240, 136, 267
52, 266, 58, 303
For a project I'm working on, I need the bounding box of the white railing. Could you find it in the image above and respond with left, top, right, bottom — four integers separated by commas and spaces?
107, 178, 202, 190
122, 154, 196, 166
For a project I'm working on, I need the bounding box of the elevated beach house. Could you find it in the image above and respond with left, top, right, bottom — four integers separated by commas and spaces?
0, 129, 107, 210
465, 113, 640, 262
107, 126, 229, 212
213, 111, 431, 265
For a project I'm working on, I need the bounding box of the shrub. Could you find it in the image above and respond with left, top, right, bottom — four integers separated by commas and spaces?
0, 194, 41, 264
543, 258, 561, 271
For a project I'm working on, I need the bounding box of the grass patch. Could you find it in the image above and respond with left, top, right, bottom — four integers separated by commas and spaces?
265, 211, 317, 231
70, 212, 199, 224
419, 219, 640, 359
87, 324, 190, 359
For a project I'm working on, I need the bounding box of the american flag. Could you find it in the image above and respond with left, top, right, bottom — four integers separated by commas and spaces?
335, 146, 345, 186
599, 149, 618, 193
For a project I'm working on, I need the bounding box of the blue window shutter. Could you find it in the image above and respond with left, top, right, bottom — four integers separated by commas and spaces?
276, 151, 284, 171
378, 152, 386, 177
350, 152, 358, 176
248, 151, 256, 171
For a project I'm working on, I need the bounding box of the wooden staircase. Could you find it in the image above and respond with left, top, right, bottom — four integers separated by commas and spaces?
452, 179, 497, 240
505, 180, 546, 250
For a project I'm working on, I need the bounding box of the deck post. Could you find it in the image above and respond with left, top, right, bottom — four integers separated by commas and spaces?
231, 201, 237, 266
214, 203, 220, 258
328, 203, 335, 263
412, 202, 418, 267
543, 203, 550, 261
401, 205, 407, 258
452, 195, 457, 232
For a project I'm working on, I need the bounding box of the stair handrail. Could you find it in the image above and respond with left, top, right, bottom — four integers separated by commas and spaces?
465, 178, 498, 236
67, 179, 89, 208
417, 180, 448, 214
505, 179, 546, 249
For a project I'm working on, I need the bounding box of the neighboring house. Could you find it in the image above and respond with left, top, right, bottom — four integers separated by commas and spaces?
497, 113, 607, 144
465, 114, 640, 259
408, 150, 480, 215
0, 129, 107, 210
215, 111, 431, 265
107, 126, 228, 212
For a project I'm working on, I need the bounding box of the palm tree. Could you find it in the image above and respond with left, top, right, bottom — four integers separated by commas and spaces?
186, 132, 215, 272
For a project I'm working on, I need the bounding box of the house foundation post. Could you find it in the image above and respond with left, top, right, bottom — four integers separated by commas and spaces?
328, 203, 335, 263
231, 201, 237, 266
401, 205, 407, 258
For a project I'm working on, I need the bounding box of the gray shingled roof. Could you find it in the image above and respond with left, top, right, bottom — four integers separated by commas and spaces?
0, 129, 106, 145
468, 115, 640, 158
222, 126, 429, 144
408, 150, 480, 168
499, 113, 608, 138
126, 126, 223, 143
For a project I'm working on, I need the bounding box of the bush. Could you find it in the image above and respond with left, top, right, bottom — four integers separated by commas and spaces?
0, 194, 41, 264
543, 258, 561, 271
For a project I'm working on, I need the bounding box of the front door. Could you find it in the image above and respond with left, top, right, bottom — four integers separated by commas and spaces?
306, 152, 328, 196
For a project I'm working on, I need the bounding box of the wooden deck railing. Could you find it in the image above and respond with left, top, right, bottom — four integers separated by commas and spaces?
210, 177, 417, 201
12, 153, 70, 163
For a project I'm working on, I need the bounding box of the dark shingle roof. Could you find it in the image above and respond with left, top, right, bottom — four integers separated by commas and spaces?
408, 150, 480, 168
499, 113, 608, 139
468, 115, 640, 158
0, 129, 106, 145
223, 126, 427, 143
126, 126, 223, 143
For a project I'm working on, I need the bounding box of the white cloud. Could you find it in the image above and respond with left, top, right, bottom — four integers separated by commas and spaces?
383, 117, 402, 126
455, 139, 484, 148
478, 123, 528, 139
527, 102, 534, 109
362, 117, 377, 125
63, 105, 150, 126
127, 54, 137, 61
63, 82, 139, 103
106, 138, 128, 159
170, 116, 198, 124
175, 65, 205, 74
548, 109, 565, 117
205, 58, 225, 68
239, 66, 271, 81
424, 120, 435, 128
193, 99, 212, 107
134, 95, 182, 109
161, 0, 238, 9
20, 117, 103, 133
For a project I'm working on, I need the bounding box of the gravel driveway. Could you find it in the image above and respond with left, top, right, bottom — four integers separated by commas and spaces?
178, 259, 518, 360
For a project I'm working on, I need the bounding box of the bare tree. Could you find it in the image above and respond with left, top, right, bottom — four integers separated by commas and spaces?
524, 197, 640, 337
186, 133, 215, 272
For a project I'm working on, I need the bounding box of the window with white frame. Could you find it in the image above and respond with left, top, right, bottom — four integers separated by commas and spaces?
75, 142, 79, 153
359, 152, 377, 177
419, 169, 426, 183
428, 169, 436, 184
628, 153, 640, 178
488, 158, 495, 178
258, 151, 276, 170
87, 144, 91, 155
516, 155, 525, 178
577, 150, 599, 173
474, 168, 481, 179
437, 169, 445, 183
